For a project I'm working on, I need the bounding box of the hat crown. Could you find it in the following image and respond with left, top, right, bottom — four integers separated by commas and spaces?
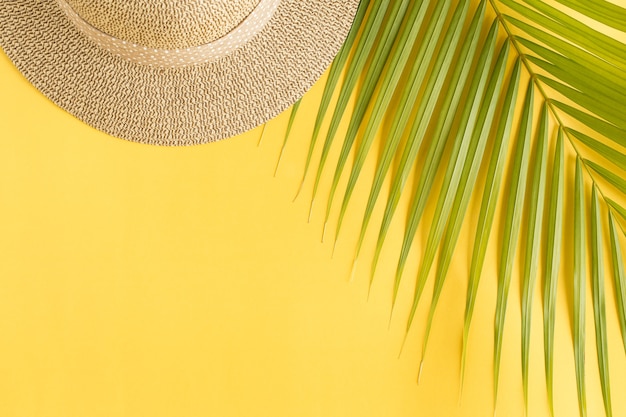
65, 0, 262, 49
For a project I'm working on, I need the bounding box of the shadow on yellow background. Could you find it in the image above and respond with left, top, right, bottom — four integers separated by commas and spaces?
1, 27, 625, 417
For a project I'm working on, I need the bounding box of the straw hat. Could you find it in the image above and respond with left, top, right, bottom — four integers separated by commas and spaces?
0, 0, 359, 145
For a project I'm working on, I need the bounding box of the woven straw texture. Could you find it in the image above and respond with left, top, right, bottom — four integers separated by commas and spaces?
0, 0, 359, 145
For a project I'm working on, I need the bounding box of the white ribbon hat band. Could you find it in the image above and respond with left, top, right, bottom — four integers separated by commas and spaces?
55, 0, 281, 68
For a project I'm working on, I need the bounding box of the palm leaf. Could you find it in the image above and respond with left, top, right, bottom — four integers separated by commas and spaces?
591, 186, 613, 417
503, 0, 626, 68
573, 157, 587, 417
521, 103, 549, 413
460, 58, 522, 394
511, 23, 626, 93
309, 0, 412, 219
418, 38, 510, 381
587, 159, 626, 195
403, 21, 499, 336
520, 44, 626, 105
322, 0, 432, 237
554, 0, 626, 32
494, 80, 534, 408
553, 101, 626, 148
568, 129, 626, 172
267, 0, 626, 414
273, 99, 301, 176
346, 0, 460, 272
543, 128, 564, 417
390, 4, 492, 314
607, 198, 626, 226
293, 0, 371, 197
354, 0, 471, 282
609, 211, 626, 354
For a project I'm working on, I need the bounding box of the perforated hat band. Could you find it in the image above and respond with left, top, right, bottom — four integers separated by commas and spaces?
55, 0, 280, 68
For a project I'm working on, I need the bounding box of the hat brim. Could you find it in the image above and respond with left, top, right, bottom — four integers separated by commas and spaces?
0, 0, 359, 145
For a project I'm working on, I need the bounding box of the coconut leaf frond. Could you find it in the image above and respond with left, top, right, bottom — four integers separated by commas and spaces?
266, 0, 626, 415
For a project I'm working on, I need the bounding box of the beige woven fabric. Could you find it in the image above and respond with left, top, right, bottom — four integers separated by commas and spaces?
65, 0, 262, 49
0, 0, 360, 145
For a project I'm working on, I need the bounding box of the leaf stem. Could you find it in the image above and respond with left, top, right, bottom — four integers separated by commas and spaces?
489, 0, 619, 217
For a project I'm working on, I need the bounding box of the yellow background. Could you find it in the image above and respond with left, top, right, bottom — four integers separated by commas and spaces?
1, 19, 626, 416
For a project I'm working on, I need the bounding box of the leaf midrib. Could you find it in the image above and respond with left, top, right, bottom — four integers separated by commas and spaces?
490, 0, 623, 226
